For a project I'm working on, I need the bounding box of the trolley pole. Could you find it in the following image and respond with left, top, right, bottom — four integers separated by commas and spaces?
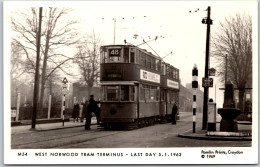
192, 64, 198, 133
113, 18, 116, 44
202, 6, 212, 130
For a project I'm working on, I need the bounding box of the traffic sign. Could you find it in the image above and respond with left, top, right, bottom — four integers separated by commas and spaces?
202, 78, 213, 87
209, 68, 216, 76
62, 77, 68, 84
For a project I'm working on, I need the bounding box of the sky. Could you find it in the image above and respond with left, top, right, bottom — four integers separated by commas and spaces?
4, 0, 257, 107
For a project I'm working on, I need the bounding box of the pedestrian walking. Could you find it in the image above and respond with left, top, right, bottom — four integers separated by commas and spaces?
72, 101, 80, 122
171, 102, 178, 124
85, 95, 98, 130
79, 102, 84, 122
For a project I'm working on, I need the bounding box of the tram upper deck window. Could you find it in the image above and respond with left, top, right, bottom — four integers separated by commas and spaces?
156, 59, 161, 71
130, 52, 135, 63
108, 49, 121, 62
161, 63, 166, 75
123, 48, 129, 63
146, 55, 151, 68
135, 50, 139, 64
100, 49, 108, 63
140, 52, 146, 66
166, 65, 170, 77
173, 69, 177, 79
151, 57, 155, 70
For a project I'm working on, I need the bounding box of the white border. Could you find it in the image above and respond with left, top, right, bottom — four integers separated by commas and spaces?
3, 0, 258, 165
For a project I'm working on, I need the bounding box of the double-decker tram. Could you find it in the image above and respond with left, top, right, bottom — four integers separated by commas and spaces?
99, 45, 179, 129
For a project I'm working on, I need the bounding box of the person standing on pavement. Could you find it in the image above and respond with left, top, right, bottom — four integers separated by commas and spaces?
85, 95, 98, 130
72, 101, 80, 122
79, 102, 84, 122
171, 102, 178, 124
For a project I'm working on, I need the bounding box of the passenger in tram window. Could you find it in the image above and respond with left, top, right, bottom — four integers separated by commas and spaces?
171, 102, 178, 124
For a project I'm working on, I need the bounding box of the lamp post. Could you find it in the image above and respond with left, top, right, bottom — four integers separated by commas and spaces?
201, 6, 213, 130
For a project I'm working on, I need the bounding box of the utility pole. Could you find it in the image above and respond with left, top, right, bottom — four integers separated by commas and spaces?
202, 6, 212, 130
31, 7, 43, 129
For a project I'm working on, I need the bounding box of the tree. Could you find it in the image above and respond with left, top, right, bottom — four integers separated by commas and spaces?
212, 13, 252, 112
10, 40, 26, 81
74, 32, 102, 98
11, 7, 79, 112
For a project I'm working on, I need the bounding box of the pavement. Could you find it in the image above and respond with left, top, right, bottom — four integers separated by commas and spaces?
11, 118, 97, 135
11, 114, 252, 141
178, 122, 252, 141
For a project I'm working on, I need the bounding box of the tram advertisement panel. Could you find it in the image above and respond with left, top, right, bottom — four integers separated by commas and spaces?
167, 79, 179, 90
140, 69, 160, 83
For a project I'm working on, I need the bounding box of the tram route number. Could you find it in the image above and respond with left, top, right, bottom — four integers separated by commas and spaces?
110, 49, 120, 55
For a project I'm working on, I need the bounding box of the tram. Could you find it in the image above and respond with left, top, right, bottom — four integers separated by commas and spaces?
99, 45, 179, 129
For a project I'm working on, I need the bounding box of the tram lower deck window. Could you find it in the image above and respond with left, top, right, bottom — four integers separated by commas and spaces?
102, 85, 135, 102
106, 86, 119, 101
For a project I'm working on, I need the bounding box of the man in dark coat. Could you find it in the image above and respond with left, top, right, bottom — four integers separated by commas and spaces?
85, 95, 98, 130
171, 103, 178, 124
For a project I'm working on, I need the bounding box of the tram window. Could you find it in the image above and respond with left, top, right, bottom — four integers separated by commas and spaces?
156, 87, 160, 101
151, 57, 155, 70
161, 91, 165, 101
150, 86, 157, 101
140, 52, 146, 66
156, 60, 161, 71
167, 92, 170, 103
100, 51, 104, 63
130, 52, 135, 63
130, 86, 135, 101
121, 85, 130, 101
135, 50, 139, 64
166, 65, 170, 77
144, 86, 150, 101
140, 85, 145, 100
102, 86, 107, 101
161, 63, 166, 75
101, 50, 108, 63
107, 86, 119, 101
146, 55, 151, 68
109, 49, 121, 62
170, 68, 174, 79
123, 48, 129, 63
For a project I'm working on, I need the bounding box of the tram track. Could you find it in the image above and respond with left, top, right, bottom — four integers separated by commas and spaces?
11, 127, 127, 149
